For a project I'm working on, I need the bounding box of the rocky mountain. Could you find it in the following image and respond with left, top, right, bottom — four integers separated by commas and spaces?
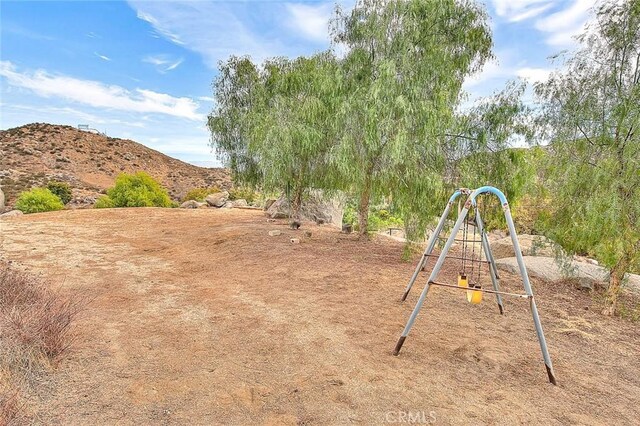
0, 123, 230, 208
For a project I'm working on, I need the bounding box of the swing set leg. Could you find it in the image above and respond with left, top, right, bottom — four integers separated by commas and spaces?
395, 203, 469, 355
475, 209, 505, 315
401, 201, 453, 302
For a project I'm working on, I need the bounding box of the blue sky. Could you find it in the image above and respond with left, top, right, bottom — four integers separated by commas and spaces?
0, 0, 593, 167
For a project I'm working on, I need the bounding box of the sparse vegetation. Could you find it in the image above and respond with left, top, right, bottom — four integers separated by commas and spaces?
228, 186, 258, 204
182, 186, 221, 202
94, 195, 116, 209
0, 265, 82, 424
15, 187, 65, 214
46, 181, 73, 204
102, 172, 172, 208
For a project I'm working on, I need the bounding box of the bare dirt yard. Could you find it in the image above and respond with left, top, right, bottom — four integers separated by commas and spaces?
1, 208, 638, 425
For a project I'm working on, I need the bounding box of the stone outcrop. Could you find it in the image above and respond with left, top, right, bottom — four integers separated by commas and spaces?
265, 191, 345, 228
491, 234, 562, 259
495, 256, 640, 293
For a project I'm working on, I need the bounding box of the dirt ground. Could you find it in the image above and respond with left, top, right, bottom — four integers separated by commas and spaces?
0, 208, 638, 425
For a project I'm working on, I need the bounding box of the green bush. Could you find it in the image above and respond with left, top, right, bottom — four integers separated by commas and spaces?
181, 186, 220, 202
15, 188, 64, 214
94, 195, 115, 209
341, 202, 403, 233
46, 181, 72, 204
228, 187, 257, 203
105, 172, 172, 208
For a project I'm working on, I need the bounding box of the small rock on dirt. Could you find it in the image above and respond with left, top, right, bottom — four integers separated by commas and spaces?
180, 200, 200, 209
0, 210, 24, 219
268, 230, 281, 237
290, 238, 300, 244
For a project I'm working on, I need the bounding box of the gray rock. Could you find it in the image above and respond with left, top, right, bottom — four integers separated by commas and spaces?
180, 200, 200, 209
0, 210, 24, 219
264, 199, 277, 211
233, 199, 248, 207
222, 201, 234, 208
265, 191, 345, 228
205, 191, 229, 208
491, 234, 562, 259
495, 256, 640, 294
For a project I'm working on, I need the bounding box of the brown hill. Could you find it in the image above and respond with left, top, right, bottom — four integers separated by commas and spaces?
0, 123, 230, 207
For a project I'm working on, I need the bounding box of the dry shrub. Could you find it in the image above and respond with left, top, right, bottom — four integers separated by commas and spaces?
0, 265, 83, 424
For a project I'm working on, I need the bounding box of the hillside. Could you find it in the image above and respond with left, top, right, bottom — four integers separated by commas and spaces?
0, 123, 230, 207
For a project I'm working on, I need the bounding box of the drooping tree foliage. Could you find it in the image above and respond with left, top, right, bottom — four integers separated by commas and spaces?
208, 57, 261, 186
535, 0, 640, 313
248, 53, 340, 219
448, 81, 540, 230
329, 0, 493, 236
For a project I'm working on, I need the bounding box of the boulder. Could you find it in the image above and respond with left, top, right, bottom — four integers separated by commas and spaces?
264, 199, 277, 211
205, 191, 229, 208
491, 234, 561, 259
265, 191, 345, 228
0, 210, 24, 219
495, 256, 640, 294
233, 199, 248, 207
265, 197, 290, 219
180, 200, 200, 209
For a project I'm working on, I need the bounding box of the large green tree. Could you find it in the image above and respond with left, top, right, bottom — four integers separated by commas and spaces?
208, 56, 261, 186
330, 0, 493, 237
247, 53, 340, 219
535, 0, 640, 314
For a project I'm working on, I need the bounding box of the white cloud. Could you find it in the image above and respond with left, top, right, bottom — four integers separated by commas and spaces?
0, 61, 203, 121
143, 54, 184, 72
136, 10, 185, 45
491, 0, 553, 22
516, 67, 551, 83
94, 52, 111, 61
286, 3, 333, 43
535, 0, 592, 46
197, 96, 215, 102
127, 0, 338, 68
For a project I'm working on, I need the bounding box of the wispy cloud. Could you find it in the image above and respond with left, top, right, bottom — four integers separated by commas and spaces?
534, 0, 592, 46
94, 52, 111, 61
286, 3, 333, 43
0, 61, 203, 121
491, 0, 553, 22
143, 54, 184, 72
136, 10, 185, 45
2, 22, 55, 41
127, 0, 339, 68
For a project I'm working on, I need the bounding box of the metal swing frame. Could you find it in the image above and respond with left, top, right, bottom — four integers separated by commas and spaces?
393, 186, 557, 385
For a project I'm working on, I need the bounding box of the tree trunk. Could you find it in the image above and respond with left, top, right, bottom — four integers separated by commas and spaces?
291, 185, 304, 221
357, 178, 372, 239
603, 254, 631, 316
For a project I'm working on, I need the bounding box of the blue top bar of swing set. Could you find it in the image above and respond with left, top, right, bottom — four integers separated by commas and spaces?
447, 186, 509, 206
469, 186, 509, 205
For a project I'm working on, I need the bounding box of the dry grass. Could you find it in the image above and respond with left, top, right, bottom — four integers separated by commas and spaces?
0, 265, 83, 424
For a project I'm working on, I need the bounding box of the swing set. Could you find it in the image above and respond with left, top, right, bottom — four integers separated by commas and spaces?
393, 186, 557, 385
